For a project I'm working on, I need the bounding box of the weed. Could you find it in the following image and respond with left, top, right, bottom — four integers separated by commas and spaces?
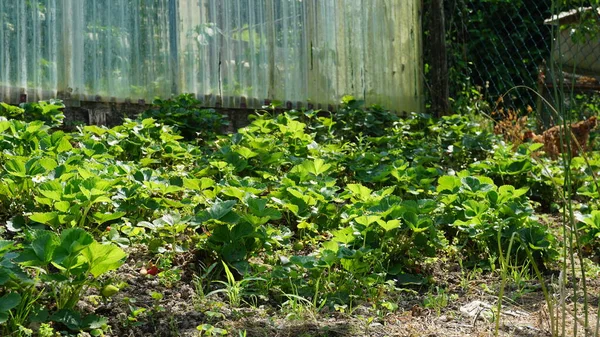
280, 280, 324, 321
207, 261, 265, 307
423, 287, 457, 316
196, 323, 228, 336
192, 262, 218, 308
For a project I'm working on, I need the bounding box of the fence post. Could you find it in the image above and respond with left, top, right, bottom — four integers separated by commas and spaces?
168, 0, 179, 96
265, 0, 276, 101
429, 0, 449, 117
60, 0, 71, 101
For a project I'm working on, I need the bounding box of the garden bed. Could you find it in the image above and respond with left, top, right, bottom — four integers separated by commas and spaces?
0, 96, 599, 336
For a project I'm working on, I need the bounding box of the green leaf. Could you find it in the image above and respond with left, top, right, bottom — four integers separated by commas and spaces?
29, 212, 60, 226
54, 201, 71, 212
461, 176, 481, 192
247, 197, 267, 213
53, 228, 94, 265
240, 213, 270, 226
395, 273, 427, 285
578, 210, 600, 229
210, 224, 230, 243
402, 212, 430, 233
513, 187, 529, 198
436, 175, 461, 193
286, 187, 317, 206
220, 186, 248, 201
36, 157, 57, 172
84, 125, 108, 136
4, 158, 27, 177
403, 211, 418, 227
32, 232, 60, 263
487, 190, 498, 204
341, 258, 369, 273
221, 243, 246, 262
319, 250, 338, 267
0, 120, 10, 132
207, 200, 237, 220
290, 255, 318, 269
346, 184, 372, 202
81, 241, 127, 278
354, 215, 381, 227
230, 222, 254, 241
38, 180, 63, 201
157, 213, 182, 227
321, 240, 339, 253
183, 177, 215, 190
0, 240, 15, 253
50, 309, 81, 330
378, 219, 401, 231
28, 305, 49, 323
301, 158, 331, 176
247, 198, 282, 219
56, 137, 73, 153
464, 200, 489, 217
497, 185, 529, 203
92, 212, 126, 225
341, 95, 356, 104
82, 314, 108, 329
332, 226, 356, 244
506, 160, 531, 174
235, 146, 258, 159
0, 293, 21, 312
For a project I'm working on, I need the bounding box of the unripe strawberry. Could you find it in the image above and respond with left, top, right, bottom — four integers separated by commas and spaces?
101, 284, 119, 297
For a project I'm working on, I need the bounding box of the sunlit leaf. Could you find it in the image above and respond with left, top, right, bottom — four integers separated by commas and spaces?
81, 241, 127, 278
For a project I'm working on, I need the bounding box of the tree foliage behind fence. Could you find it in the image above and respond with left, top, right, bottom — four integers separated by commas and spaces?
425, 0, 600, 121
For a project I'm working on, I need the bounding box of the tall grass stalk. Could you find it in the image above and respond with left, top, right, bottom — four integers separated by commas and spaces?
489, 21, 600, 332
494, 230, 517, 336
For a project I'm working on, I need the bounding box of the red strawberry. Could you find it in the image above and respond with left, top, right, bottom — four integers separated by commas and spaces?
147, 265, 160, 276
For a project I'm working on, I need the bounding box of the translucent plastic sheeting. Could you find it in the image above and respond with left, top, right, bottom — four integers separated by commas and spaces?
0, 0, 423, 112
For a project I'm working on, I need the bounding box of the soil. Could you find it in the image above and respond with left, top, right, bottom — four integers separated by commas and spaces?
80, 242, 599, 337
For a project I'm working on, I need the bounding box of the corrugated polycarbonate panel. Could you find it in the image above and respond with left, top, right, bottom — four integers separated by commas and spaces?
0, 1, 62, 102
0, 0, 423, 112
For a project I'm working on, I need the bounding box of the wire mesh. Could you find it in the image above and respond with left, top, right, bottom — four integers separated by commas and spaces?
430, 1, 600, 126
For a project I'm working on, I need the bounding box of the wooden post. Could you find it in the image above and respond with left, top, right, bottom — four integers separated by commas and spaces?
168, 0, 179, 95
265, 0, 276, 101
429, 0, 449, 117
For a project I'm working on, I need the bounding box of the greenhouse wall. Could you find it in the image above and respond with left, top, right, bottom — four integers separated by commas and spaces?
0, 0, 423, 113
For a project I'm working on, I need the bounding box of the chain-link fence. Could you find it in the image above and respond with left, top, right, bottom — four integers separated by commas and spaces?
425, 0, 600, 128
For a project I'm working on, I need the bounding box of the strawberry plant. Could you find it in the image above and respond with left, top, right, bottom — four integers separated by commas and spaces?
436, 174, 556, 267
330, 95, 399, 140
0, 228, 125, 335
576, 211, 600, 253
141, 94, 228, 141
470, 142, 559, 208
16, 228, 127, 309
0, 100, 65, 128
0, 96, 573, 335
